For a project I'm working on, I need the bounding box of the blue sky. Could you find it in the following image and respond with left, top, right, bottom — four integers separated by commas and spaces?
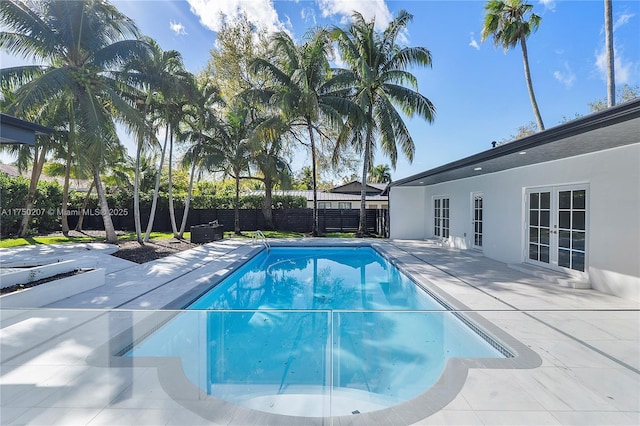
4, 0, 640, 182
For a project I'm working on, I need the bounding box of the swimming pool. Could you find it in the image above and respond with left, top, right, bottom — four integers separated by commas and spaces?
189, 246, 443, 310
126, 246, 508, 416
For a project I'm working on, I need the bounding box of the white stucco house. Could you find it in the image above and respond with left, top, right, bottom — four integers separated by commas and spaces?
389, 99, 640, 302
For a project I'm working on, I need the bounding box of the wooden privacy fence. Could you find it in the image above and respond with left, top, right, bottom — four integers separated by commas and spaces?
67, 208, 390, 237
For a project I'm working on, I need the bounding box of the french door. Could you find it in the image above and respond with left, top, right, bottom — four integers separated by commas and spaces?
526, 186, 588, 274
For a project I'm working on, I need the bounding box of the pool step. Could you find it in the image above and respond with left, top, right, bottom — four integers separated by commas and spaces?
508, 263, 591, 289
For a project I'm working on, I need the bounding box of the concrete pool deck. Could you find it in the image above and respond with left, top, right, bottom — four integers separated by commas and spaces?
1, 238, 638, 425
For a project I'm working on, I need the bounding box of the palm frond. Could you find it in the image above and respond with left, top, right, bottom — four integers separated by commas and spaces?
384, 46, 432, 73
10, 67, 73, 115
384, 84, 435, 122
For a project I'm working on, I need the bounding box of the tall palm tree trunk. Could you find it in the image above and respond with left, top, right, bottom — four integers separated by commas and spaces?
62, 107, 77, 236
133, 136, 143, 243
18, 146, 47, 237
520, 36, 544, 131
167, 130, 179, 237
92, 166, 117, 243
307, 120, 319, 236
135, 102, 152, 244
234, 169, 241, 234
61, 141, 72, 236
358, 121, 374, 237
74, 180, 94, 231
178, 142, 199, 238
262, 177, 275, 230
144, 126, 169, 242
604, 0, 615, 107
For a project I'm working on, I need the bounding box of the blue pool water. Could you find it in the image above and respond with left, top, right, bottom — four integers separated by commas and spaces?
189, 246, 443, 310
127, 246, 505, 416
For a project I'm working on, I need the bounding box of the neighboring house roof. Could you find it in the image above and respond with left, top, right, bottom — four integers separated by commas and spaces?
330, 180, 388, 195
245, 189, 388, 202
0, 113, 53, 145
391, 98, 640, 188
0, 163, 92, 191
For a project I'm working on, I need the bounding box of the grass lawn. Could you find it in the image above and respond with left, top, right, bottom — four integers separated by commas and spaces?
0, 231, 184, 249
0, 230, 360, 249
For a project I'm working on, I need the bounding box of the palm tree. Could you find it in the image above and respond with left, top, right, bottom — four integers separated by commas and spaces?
296, 166, 315, 190
133, 47, 192, 243
481, 0, 544, 131
0, 0, 147, 243
163, 85, 193, 237
120, 37, 189, 243
219, 104, 255, 234
332, 10, 435, 236
248, 29, 353, 235
370, 164, 392, 184
249, 134, 292, 230
604, 0, 615, 107
178, 78, 226, 238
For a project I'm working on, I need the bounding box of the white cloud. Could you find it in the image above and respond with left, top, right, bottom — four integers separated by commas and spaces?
595, 46, 636, 85
469, 33, 480, 50
301, 6, 317, 26
539, 0, 556, 12
613, 12, 634, 31
330, 49, 347, 69
316, 0, 393, 31
553, 62, 575, 88
169, 20, 187, 35
186, 0, 286, 35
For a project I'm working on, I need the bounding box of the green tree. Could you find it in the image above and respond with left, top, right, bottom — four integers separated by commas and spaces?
295, 166, 314, 190
203, 12, 269, 101
248, 29, 354, 235
0, 96, 68, 236
135, 49, 191, 241
499, 120, 536, 143
370, 164, 392, 184
248, 134, 292, 230
481, 0, 544, 131
332, 10, 435, 236
164, 78, 195, 238
202, 14, 289, 230
589, 84, 639, 112
120, 37, 187, 243
0, 0, 146, 243
219, 105, 255, 234
179, 78, 226, 237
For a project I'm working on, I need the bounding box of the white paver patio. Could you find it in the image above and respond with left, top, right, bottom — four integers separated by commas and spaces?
1, 239, 638, 425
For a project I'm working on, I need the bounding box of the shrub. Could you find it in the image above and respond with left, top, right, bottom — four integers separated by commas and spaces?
0, 174, 62, 236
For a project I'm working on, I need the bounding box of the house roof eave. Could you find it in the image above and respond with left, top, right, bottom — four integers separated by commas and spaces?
391, 98, 640, 188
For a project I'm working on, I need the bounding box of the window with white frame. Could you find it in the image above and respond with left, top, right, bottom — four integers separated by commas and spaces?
318, 201, 331, 209
472, 193, 483, 248
338, 202, 352, 209
434, 197, 450, 238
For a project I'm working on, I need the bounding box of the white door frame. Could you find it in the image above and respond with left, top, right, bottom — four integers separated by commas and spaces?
525, 184, 589, 277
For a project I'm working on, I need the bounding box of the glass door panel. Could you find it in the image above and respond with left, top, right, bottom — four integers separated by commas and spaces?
526, 186, 588, 274
527, 191, 551, 264
556, 189, 586, 272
